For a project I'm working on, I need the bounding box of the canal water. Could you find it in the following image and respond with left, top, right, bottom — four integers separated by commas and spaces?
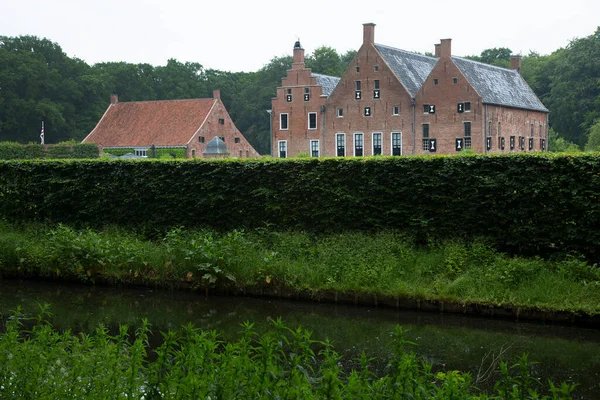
1, 279, 599, 399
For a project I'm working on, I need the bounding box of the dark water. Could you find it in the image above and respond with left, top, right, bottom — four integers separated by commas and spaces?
1, 279, 599, 399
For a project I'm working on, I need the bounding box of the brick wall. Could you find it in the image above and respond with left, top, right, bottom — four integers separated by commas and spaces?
271, 45, 327, 158
188, 95, 260, 159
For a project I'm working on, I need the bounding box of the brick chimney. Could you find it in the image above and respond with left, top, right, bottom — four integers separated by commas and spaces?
434, 44, 441, 57
363, 23, 376, 46
292, 40, 305, 70
110, 94, 118, 105
213, 89, 221, 100
510, 55, 522, 74
440, 39, 452, 58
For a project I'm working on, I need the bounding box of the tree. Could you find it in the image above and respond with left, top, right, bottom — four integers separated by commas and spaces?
306, 46, 343, 76
466, 47, 512, 68
548, 128, 581, 152
544, 27, 600, 146
585, 120, 600, 151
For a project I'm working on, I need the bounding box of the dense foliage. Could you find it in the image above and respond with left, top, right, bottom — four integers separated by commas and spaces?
1, 154, 599, 260
1, 28, 598, 153
0, 142, 99, 159
0, 306, 577, 399
1, 223, 599, 315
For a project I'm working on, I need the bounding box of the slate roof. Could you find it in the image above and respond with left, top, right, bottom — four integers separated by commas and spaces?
203, 136, 230, 155
83, 99, 215, 147
452, 57, 548, 112
374, 44, 438, 97
311, 73, 340, 97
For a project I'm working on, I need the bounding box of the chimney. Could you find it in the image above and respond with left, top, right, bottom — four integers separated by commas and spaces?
434, 44, 441, 58
110, 94, 118, 105
292, 40, 305, 70
440, 39, 452, 58
213, 89, 221, 100
363, 23, 376, 46
510, 55, 522, 74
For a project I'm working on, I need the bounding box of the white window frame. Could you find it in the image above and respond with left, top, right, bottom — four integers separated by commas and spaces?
134, 148, 148, 158
310, 140, 320, 157
337, 108, 343, 118
279, 113, 288, 130
308, 112, 317, 130
278, 140, 287, 158
464, 101, 471, 112
392, 105, 399, 116
391, 132, 403, 156
372, 132, 382, 155
353, 132, 364, 157
336, 133, 346, 157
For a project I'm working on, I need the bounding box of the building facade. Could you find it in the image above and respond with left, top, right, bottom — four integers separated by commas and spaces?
271, 24, 548, 158
84, 90, 259, 159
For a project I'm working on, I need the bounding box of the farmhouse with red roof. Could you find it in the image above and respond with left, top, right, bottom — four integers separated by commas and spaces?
83, 90, 259, 159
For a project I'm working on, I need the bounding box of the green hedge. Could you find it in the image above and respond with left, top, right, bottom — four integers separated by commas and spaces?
0, 142, 99, 159
104, 147, 186, 159
1, 153, 599, 259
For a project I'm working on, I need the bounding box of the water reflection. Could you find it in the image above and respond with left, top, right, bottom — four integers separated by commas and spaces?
1, 280, 599, 398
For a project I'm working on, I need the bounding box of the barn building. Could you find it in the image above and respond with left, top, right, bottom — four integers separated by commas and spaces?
83, 90, 259, 159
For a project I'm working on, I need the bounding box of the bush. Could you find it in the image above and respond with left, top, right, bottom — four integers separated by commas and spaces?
0, 153, 599, 259
0, 142, 99, 159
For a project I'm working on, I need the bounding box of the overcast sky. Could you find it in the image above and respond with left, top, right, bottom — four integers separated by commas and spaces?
2, 0, 599, 72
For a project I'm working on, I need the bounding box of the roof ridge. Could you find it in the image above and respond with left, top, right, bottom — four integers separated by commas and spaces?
117, 98, 214, 105
452, 55, 516, 72
374, 43, 437, 60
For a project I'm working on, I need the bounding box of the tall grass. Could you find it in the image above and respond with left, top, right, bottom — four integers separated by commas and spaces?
1, 221, 599, 314
0, 307, 577, 399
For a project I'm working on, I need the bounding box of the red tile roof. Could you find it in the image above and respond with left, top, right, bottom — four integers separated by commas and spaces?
84, 99, 215, 147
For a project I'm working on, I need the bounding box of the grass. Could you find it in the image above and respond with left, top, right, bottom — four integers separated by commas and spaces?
1, 221, 599, 315
0, 306, 578, 399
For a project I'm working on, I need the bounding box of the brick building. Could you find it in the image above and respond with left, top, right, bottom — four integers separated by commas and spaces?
271, 23, 548, 157
84, 90, 259, 159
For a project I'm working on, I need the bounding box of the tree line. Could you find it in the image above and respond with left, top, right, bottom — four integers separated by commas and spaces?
0, 29, 598, 154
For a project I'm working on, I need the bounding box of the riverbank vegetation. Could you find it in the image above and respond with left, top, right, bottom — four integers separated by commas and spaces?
0, 307, 577, 399
1, 222, 599, 316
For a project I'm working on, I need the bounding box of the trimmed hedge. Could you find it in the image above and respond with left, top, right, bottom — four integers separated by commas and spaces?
104, 148, 187, 159
0, 142, 99, 159
1, 153, 599, 258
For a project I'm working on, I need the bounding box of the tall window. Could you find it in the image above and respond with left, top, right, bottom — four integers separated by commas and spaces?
539, 124, 543, 137
422, 124, 430, 151
310, 140, 319, 157
373, 80, 380, 98
336, 133, 346, 157
392, 105, 399, 115
280, 113, 288, 130
464, 122, 472, 148
278, 141, 287, 158
354, 133, 364, 156
392, 132, 402, 156
355, 81, 361, 99
531, 123, 534, 137
308, 112, 317, 130
372, 132, 382, 155
337, 108, 343, 118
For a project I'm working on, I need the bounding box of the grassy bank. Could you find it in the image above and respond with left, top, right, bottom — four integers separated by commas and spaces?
1, 222, 599, 316
0, 307, 577, 399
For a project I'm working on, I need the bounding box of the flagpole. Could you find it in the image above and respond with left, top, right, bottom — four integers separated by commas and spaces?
40, 121, 45, 145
